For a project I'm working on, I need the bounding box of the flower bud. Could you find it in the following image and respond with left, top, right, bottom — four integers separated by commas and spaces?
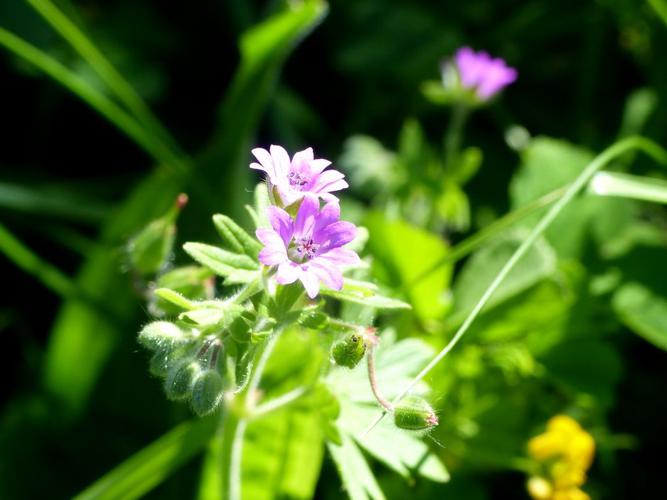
298, 310, 330, 330
127, 194, 187, 276
149, 347, 178, 377
393, 396, 439, 431
331, 332, 366, 369
138, 321, 186, 352
191, 370, 224, 416
164, 360, 201, 401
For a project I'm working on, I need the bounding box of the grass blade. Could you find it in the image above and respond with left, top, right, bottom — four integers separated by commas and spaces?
0, 27, 185, 172
26, 0, 185, 160
589, 171, 667, 204
74, 417, 216, 500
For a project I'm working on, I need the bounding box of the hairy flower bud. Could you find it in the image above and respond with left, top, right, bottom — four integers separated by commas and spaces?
331, 332, 366, 368
393, 396, 439, 431
164, 360, 201, 401
138, 321, 186, 352
191, 370, 224, 416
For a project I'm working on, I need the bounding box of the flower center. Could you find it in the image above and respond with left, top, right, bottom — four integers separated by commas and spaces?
288, 170, 309, 189
294, 237, 319, 260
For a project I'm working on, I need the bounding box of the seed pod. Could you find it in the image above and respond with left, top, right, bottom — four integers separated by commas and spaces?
393, 396, 439, 431
331, 332, 366, 369
138, 321, 186, 352
191, 370, 224, 416
164, 360, 201, 401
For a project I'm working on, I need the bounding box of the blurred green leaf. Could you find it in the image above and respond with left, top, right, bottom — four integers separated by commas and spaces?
0, 181, 110, 223
613, 282, 667, 351
327, 433, 385, 500
365, 212, 452, 320
451, 230, 557, 322
74, 417, 216, 500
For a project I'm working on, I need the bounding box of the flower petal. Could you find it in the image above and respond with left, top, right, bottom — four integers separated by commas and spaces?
251, 148, 276, 178
270, 145, 291, 178
266, 206, 293, 246
320, 247, 360, 266
313, 201, 340, 235
310, 259, 343, 290
293, 195, 320, 239
276, 261, 300, 284
316, 221, 357, 249
298, 266, 321, 298
256, 228, 288, 266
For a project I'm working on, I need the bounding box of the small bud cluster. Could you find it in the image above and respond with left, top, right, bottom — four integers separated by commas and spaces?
139, 321, 224, 416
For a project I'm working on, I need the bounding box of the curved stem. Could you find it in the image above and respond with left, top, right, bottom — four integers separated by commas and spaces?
366, 345, 393, 411
361, 136, 667, 437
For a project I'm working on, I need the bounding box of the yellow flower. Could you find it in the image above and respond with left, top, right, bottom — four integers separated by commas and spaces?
526, 415, 595, 500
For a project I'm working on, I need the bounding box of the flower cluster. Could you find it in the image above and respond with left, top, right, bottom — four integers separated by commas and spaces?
526, 415, 596, 500
252, 145, 360, 298
442, 46, 517, 102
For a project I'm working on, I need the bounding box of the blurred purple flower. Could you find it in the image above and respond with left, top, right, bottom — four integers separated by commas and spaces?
256, 196, 359, 298
251, 145, 348, 206
448, 47, 517, 101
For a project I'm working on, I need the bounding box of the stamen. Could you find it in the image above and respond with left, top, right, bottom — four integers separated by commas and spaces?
288, 170, 309, 189
295, 237, 319, 260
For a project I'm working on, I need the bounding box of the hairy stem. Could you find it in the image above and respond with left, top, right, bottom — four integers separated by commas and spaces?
362, 136, 667, 437
366, 345, 393, 411
220, 329, 282, 500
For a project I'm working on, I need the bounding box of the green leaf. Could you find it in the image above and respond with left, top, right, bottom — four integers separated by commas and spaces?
320, 283, 411, 311
327, 434, 386, 500
74, 417, 216, 500
613, 282, 667, 351
154, 288, 197, 311
589, 171, 667, 204
510, 137, 595, 257
450, 230, 557, 322
242, 410, 325, 500
212, 214, 262, 257
183, 242, 258, 284
178, 302, 245, 329
365, 211, 452, 320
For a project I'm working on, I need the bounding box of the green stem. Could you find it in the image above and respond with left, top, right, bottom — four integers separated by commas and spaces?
26, 0, 185, 160
443, 104, 469, 171
362, 136, 667, 437
250, 386, 308, 419
220, 329, 282, 500
0, 28, 186, 172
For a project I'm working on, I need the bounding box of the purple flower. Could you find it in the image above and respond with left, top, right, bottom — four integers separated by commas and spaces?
256, 196, 360, 298
448, 47, 517, 101
250, 145, 348, 206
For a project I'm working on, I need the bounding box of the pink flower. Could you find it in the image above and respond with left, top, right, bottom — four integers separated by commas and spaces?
256, 196, 360, 298
250, 145, 348, 206
447, 47, 517, 101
